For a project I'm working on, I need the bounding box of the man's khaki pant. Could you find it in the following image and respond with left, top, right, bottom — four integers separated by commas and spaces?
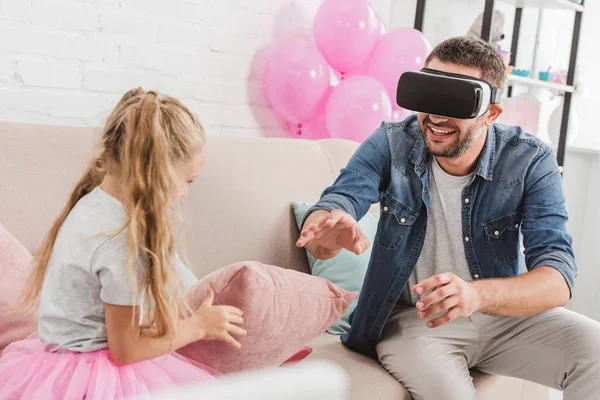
377, 306, 600, 399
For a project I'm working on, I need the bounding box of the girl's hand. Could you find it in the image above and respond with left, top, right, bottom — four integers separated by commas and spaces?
195, 288, 246, 348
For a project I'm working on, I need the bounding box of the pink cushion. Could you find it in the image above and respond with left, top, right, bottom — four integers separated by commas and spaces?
177, 261, 356, 373
0, 223, 36, 352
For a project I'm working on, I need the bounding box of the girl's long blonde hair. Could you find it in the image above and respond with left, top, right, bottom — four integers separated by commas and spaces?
22, 88, 205, 337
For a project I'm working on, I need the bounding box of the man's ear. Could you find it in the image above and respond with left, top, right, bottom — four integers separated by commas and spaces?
484, 104, 503, 127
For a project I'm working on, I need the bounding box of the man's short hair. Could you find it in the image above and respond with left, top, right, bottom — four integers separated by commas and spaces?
425, 36, 507, 88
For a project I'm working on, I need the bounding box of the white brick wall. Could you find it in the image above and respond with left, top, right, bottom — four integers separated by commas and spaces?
17, 58, 82, 89
0, 0, 595, 140
0, 0, 393, 136
0, 0, 31, 21
31, 0, 100, 32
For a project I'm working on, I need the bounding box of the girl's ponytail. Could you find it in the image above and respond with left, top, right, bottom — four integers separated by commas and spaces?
120, 91, 179, 337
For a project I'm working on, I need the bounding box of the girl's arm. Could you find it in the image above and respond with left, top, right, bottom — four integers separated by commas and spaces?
139, 253, 198, 328
104, 289, 245, 366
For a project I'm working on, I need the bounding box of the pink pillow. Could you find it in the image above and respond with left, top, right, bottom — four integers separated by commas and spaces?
177, 261, 356, 373
0, 223, 37, 352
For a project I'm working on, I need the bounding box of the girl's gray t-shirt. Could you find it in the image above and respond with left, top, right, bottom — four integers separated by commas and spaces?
38, 187, 197, 352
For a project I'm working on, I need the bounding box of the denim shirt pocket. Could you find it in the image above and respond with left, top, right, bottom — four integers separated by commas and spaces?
376, 192, 419, 250
483, 213, 521, 262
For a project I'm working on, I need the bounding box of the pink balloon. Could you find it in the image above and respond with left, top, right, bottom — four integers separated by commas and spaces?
391, 107, 412, 122
286, 87, 333, 140
263, 38, 331, 125
313, 0, 381, 75
326, 76, 392, 143
366, 28, 432, 104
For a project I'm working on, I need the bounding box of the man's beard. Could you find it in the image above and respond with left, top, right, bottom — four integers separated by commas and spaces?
420, 115, 486, 158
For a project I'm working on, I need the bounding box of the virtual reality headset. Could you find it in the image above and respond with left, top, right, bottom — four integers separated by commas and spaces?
396, 68, 502, 119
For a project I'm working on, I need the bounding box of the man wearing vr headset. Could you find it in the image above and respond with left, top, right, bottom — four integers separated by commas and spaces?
297, 36, 599, 399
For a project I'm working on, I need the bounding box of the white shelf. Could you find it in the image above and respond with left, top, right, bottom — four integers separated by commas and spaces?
507, 74, 575, 93
542, 139, 600, 156
556, 143, 600, 156
498, 0, 584, 11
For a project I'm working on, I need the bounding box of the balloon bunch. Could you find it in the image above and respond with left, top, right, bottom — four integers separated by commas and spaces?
263, 0, 431, 142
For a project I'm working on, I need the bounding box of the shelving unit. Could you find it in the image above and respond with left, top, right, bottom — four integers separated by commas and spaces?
490, 0, 584, 170
412, 0, 585, 171
506, 74, 575, 93
497, 0, 583, 12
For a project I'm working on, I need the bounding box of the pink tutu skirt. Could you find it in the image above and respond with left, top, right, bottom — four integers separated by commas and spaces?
0, 338, 218, 400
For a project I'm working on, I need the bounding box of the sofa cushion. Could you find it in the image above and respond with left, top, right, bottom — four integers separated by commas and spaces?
308, 333, 410, 400
177, 261, 356, 373
307, 333, 528, 400
0, 223, 37, 352
292, 201, 379, 335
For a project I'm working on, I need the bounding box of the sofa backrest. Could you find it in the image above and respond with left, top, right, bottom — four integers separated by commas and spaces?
0, 122, 360, 277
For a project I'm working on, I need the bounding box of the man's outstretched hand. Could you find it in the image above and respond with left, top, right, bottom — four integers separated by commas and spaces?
296, 209, 370, 260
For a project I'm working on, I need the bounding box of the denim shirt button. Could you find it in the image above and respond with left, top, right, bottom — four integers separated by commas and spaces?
464, 237, 470, 242
400, 218, 406, 223
474, 274, 480, 279
494, 230, 500, 236
383, 206, 389, 212
464, 198, 470, 204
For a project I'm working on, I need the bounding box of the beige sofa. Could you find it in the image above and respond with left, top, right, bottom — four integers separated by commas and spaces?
0, 121, 546, 399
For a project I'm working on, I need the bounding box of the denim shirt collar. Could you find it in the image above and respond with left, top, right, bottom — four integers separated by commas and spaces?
475, 125, 496, 181
409, 124, 496, 181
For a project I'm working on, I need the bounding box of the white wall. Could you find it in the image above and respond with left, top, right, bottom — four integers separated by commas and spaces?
0, 0, 595, 139
0, 0, 391, 136
562, 150, 600, 322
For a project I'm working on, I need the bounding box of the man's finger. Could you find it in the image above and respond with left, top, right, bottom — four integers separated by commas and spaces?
418, 295, 459, 319
352, 229, 370, 255
297, 216, 331, 246
296, 231, 315, 247
327, 209, 345, 222
426, 307, 460, 328
324, 209, 354, 228
413, 272, 454, 295
311, 216, 329, 231
416, 284, 457, 311
300, 225, 315, 236
330, 213, 356, 229
312, 228, 330, 241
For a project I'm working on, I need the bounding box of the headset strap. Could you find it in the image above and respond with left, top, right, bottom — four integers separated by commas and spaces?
490, 87, 503, 104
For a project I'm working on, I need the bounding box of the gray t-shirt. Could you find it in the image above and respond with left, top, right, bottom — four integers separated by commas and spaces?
399, 157, 474, 306
38, 187, 197, 352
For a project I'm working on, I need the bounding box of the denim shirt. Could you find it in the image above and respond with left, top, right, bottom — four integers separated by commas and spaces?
305, 115, 576, 359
